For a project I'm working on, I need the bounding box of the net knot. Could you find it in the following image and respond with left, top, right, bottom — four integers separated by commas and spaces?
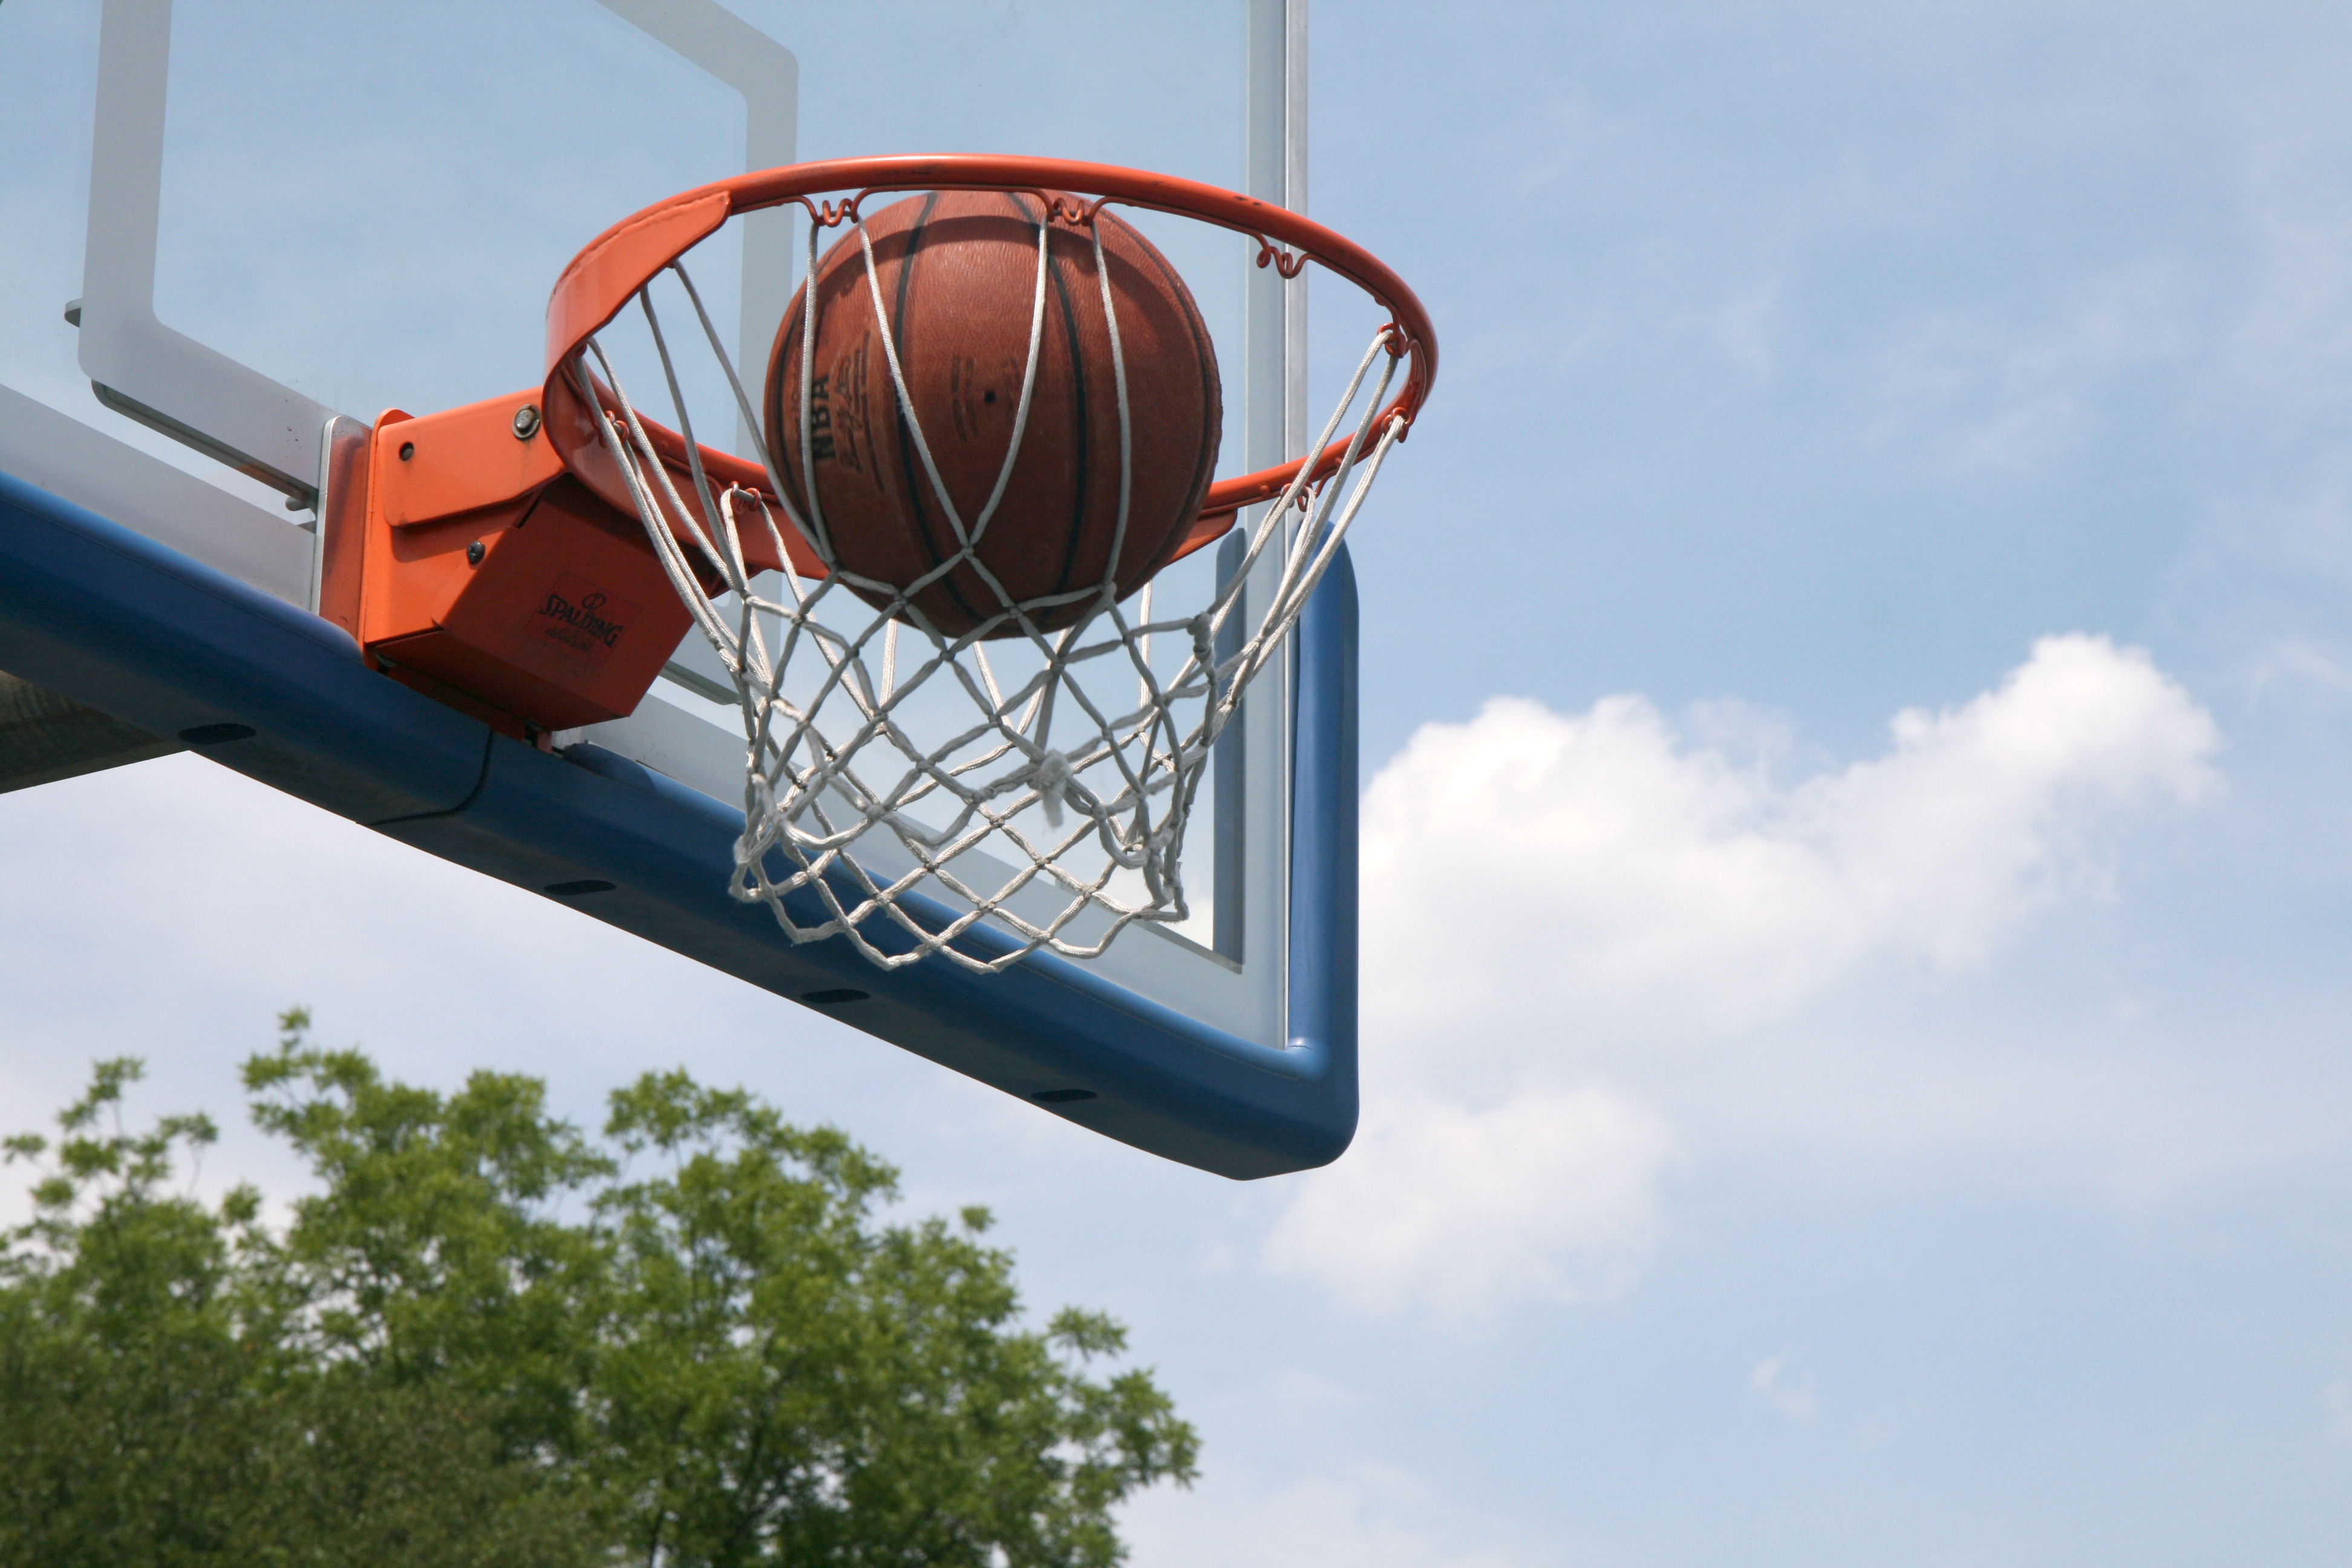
1031, 747, 1076, 828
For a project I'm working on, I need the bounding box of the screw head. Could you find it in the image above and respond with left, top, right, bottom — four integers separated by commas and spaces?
512, 404, 542, 440
466, 540, 485, 566
398, 440, 414, 461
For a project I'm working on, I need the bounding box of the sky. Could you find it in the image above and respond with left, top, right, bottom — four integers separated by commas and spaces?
9, 1, 2352, 1563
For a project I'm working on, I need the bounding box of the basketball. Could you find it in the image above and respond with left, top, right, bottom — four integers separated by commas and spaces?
764, 190, 1221, 640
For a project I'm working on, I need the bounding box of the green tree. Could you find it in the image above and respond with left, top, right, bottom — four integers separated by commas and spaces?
0, 1060, 281, 1561
0, 1055, 615, 1567
0, 1014, 1197, 1565
588, 1071, 1195, 1566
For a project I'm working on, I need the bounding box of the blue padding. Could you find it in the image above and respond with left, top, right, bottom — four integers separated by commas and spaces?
1289, 547, 1359, 1125
0, 467, 1359, 1177
0, 471, 488, 820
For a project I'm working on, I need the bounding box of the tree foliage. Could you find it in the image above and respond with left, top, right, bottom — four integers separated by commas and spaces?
0, 1014, 1197, 1564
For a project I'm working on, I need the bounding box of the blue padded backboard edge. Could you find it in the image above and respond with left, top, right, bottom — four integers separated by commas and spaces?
0, 466, 1357, 1178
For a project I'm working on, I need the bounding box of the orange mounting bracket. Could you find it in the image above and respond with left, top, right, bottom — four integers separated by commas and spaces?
318, 388, 800, 735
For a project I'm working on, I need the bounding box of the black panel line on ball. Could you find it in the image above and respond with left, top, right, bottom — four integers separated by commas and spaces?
1125, 220, 1223, 548
1021, 189, 1095, 604
889, 191, 987, 631
771, 293, 809, 521
769, 212, 830, 532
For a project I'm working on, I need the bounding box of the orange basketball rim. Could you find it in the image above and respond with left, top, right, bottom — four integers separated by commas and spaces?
542, 154, 1437, 570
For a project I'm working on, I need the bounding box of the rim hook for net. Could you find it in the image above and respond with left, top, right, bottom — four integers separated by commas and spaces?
1253, 237, 1307, 279
1045, 193, 1112, 227
797, 194, 866, 228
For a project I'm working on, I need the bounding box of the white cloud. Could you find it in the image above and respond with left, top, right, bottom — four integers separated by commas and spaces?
1867, 263, 2193, 480
1359, 633, 2219, 1056
1270, 635, 2221, 1321
1751, 1356, 1820, 1424
1263, 1088, 1674, 1322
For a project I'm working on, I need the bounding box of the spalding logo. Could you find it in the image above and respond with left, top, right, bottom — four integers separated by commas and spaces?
539, 587, 626, 651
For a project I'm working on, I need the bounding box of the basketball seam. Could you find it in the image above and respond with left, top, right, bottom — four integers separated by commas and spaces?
888, 192, 995, 633
1024, 192, 1096, 607
1117, 214, 1223, 578
767, 306, 806, 518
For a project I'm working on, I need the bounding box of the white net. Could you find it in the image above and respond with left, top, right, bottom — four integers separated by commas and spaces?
570, 196, 1403, 973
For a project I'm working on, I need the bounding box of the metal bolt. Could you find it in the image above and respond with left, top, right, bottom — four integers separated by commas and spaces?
466, 540, 485, 566
512, 404, 541, 440
399, 441, 414, 461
